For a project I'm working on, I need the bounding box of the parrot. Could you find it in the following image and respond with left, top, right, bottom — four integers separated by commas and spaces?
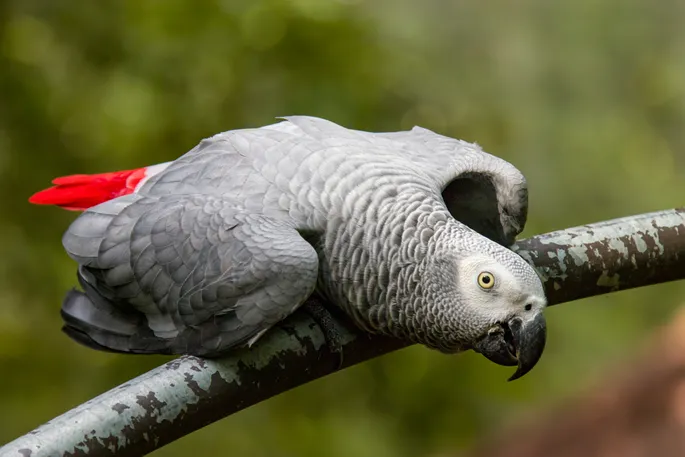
29, 116, 547, 381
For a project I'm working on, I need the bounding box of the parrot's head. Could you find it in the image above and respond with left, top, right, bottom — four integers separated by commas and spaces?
425, 232, 547, 381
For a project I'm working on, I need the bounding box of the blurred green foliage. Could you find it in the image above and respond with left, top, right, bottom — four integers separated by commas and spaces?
1, 1, 685, 456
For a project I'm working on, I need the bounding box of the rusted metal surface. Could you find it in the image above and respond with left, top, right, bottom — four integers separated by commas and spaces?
1, 208, 684, 457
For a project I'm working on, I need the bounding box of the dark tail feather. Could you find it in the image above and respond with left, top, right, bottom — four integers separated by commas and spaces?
61, 321, 131, 354
60, 289, 170, 355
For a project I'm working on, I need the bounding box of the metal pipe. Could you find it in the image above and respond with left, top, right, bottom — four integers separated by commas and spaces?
2, 208, 684, 457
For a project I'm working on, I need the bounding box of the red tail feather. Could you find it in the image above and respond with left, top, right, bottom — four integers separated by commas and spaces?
29, 168, 147, 211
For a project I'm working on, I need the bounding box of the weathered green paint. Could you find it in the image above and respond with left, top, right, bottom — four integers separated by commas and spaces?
2, 208, 684, 457
513, 208, 685, 305
0, 311, 353, 457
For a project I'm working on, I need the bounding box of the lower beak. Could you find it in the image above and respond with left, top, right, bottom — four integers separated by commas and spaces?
473, 312, 547, 381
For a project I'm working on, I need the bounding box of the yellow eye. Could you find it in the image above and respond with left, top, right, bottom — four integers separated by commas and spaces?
477, 272, 495, 289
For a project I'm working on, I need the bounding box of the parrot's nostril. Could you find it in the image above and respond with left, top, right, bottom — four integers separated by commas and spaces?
524, 304, 532, 311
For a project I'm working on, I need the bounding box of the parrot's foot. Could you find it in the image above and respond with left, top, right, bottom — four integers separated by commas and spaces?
302, 298, 344, 369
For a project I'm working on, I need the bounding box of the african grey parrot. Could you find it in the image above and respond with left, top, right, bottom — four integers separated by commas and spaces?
30, 116, 547, 380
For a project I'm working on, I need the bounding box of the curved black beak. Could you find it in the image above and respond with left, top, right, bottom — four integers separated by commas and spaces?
473, 312, 547, 381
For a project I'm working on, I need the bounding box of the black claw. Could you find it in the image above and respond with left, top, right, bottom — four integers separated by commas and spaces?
302, 298, 345, 369
473, 326, 518, 367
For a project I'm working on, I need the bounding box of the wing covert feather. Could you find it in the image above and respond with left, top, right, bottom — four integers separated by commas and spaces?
62, 193, 319, 355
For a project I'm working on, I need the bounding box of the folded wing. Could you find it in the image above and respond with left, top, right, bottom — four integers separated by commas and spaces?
60, 193, 319, 356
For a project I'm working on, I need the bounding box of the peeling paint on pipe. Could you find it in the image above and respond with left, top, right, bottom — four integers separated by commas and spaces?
2, 208, 684, 457
513, 208, 685, 305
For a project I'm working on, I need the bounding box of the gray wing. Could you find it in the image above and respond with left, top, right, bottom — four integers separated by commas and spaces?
440, 166, 528, 247
369, 125, 529, 246
268, 115, 529, 245
60, 193, 319, 356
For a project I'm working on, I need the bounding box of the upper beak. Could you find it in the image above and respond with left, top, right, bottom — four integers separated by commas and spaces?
473, 312, 547, 381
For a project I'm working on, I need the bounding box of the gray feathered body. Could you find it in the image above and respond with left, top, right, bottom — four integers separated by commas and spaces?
61, 116, 533, 356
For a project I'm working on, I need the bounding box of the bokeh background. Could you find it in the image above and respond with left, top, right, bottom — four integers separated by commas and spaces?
2, 1, 685, 456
